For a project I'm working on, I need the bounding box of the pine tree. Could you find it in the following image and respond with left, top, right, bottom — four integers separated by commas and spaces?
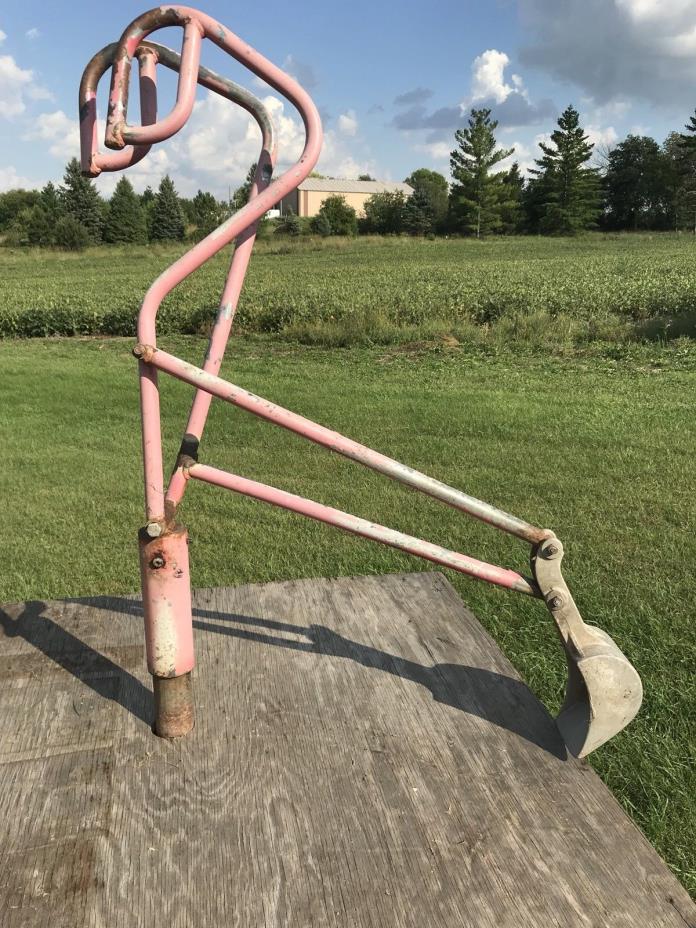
674, 113, 696, 233
149, 175, 185, 242
59, 158, 104, 244
528, 105, 601, 235
104, 177, 148, 244
499, 162, 525, 234
38, 182, 62, 223
679, 110, 696, 156
27, 207, 55, 246
141, 186, 155, 207
449, 108, 514, 237
403, 187, 434, 236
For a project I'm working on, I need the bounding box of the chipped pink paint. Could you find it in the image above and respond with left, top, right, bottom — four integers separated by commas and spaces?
188, 464, 537, 596
139, 526, 195, 677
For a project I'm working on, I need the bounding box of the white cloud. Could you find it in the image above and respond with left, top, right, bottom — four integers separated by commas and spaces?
0, 55, 32, 117
166, 91, 375, 194
0, 30, 6, 44
0, 164, 37, 191
22, 108, 179, 196
498, 140, 534, 175
338, 110, 358, 137
95, 149, 176, 197
25, 28, 40, 40
415, 141, 451, 163
471, 50, 516, 105
0, 52, 52, 117
23, 109, 78, 157
586, 124, 619, 149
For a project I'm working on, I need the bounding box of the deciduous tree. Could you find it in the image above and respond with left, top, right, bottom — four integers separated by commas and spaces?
404, 168, 448, 227
316, 195, 357, 236
603, 136, 671, 230
363, 191, 406, 234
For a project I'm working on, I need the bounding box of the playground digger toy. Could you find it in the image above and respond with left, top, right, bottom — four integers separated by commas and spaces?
79, 6, 642, 756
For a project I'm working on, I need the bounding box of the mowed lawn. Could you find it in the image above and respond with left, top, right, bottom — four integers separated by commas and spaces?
0, 336, 694, 892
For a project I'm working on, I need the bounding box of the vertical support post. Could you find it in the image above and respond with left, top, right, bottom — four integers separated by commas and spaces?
138, 523, 195, 736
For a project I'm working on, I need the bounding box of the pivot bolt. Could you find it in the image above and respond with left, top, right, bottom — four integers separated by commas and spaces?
146, 522, 163, 538
544, 543, 559, 558
548, 595, 563, 610
150, 555, 166, 570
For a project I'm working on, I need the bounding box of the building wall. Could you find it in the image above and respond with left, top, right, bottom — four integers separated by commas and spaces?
279, 190, 299, 216
279, 187, 411, 219
300, 190, 379, 218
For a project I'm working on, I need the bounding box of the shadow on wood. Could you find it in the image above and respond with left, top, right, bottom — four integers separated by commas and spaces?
0, 600, 151, 726
14, 592, 568, 760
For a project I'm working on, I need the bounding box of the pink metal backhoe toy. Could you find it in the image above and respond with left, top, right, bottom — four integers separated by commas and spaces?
79, 6, 642, 756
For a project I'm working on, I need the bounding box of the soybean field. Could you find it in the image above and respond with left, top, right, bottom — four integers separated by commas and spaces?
3, 233, 696, 346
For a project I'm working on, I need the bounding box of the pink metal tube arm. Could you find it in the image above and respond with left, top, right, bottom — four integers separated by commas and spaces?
100, 6, 323, 524
81, 5, 323, 737
79, 43, 157, 177
187, 464, 537, 597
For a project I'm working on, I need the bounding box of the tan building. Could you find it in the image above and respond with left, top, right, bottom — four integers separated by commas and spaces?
279, 178, 413, 218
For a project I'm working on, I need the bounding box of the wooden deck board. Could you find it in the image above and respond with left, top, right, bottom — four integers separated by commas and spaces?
0, 572, 693, 927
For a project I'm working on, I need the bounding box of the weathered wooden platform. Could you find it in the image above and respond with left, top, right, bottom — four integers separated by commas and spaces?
0, 572, 693, 927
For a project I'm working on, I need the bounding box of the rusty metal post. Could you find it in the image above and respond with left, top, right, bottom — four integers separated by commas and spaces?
138, 524, 195, 736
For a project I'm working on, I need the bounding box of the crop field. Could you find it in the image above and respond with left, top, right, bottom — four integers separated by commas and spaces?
2, 233, 696, 345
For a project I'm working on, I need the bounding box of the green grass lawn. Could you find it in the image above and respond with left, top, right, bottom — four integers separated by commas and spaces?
1, 335, 694, 893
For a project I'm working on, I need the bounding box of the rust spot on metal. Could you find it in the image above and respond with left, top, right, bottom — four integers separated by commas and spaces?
153, 673, 194, 737
133, 342, 156, 362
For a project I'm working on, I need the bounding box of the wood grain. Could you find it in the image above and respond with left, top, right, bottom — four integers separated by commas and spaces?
0, 573, 693, 927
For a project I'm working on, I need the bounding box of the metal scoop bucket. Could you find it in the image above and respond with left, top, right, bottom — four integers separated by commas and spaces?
533, 537, 643, 757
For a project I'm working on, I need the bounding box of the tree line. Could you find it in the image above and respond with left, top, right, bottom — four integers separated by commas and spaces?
3, 102, 696, 248
354, 105, 696, 238
0, 159, 227, 249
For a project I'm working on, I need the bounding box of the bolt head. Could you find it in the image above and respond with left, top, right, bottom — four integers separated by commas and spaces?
548, 595, 563, 610
544, 543, 559, 557
150, 555, 166, 570
146, 522, 162, 538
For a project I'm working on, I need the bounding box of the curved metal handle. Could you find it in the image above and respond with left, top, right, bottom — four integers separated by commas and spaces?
79, 43, 157, 177
81, 5, 323, 523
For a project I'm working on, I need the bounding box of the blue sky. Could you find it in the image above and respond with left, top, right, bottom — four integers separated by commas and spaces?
2, 0, 696, 198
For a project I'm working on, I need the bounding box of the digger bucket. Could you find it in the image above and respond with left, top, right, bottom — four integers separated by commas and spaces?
80, 5, 643, 753
533, 537, 643, 757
